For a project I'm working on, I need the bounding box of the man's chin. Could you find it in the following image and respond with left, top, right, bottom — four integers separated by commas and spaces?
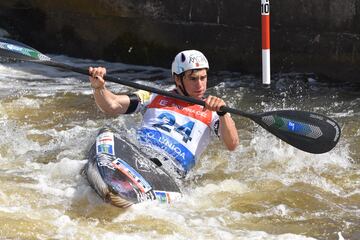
191, 93, 204, 99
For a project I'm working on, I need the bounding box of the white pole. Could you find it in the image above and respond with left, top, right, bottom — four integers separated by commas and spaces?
261, 0, 271, 85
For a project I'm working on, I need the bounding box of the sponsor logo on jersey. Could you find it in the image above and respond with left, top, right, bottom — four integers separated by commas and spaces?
148, 95, 212, 126
138, 128, 195, 171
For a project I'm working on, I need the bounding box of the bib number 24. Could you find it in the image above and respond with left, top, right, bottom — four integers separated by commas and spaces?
153, 112, 194, 143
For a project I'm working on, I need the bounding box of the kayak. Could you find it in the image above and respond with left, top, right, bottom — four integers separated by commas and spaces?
83, 127, 182, 208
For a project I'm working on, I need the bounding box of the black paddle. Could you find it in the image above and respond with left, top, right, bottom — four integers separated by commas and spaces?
0, 38, 341, 154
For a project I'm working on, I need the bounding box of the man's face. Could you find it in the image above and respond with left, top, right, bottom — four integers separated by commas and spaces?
176, 69, 207, 99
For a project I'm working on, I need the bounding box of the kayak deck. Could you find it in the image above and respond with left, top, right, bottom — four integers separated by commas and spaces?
84, 127, 181, 208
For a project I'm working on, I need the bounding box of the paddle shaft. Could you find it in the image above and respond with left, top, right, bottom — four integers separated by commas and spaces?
43, 60, 253, 118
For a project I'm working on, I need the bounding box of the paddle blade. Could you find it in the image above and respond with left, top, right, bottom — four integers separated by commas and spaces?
252, 110, 341, 154
0, 38, 51, 62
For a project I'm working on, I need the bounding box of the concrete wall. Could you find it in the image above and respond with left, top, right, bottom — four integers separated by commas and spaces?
0, 0, 359, 83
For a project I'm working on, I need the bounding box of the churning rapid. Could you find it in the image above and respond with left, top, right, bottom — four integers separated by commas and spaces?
0, 55, 359, 240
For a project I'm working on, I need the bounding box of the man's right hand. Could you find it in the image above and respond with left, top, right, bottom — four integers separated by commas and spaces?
89, 67, 106, 90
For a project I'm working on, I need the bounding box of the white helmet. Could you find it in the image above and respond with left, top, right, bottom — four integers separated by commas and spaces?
171, 50, 209, 75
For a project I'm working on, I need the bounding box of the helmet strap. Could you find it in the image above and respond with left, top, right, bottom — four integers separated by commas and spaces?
179, 76, 190, 96
175, 74, 189, 96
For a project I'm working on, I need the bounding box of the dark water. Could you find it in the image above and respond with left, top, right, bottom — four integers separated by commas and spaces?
0, 56, 359, 240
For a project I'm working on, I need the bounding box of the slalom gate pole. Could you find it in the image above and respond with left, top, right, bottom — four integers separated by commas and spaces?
261, 0, 271, 86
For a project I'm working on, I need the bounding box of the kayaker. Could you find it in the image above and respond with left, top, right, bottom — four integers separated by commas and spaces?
89, 50, 239, 176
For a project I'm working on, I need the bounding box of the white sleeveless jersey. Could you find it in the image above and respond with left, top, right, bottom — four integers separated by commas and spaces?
135, 90, 220, 173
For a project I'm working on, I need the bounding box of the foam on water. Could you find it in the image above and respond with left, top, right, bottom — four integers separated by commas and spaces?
108, 200, 317, 240
0, 121, 41, 159
213, 105, 356, 193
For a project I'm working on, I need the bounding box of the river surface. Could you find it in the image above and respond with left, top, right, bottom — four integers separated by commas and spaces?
0, 55, 359, 240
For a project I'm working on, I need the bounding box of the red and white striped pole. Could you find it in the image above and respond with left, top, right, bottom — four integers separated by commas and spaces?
261, 0, 271, 85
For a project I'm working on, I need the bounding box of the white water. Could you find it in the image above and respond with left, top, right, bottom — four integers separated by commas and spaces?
0, 56, 359, 240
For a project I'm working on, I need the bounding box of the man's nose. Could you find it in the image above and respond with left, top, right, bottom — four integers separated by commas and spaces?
194, 78, 202, 86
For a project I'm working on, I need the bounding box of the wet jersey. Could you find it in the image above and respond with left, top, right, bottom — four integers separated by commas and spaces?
134, 90, 220, 173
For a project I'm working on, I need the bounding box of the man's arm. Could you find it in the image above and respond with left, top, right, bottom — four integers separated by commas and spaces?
93, 88, 132, 115
218, 113, 239, 151
89, 67, 132, 116
204, 95, 239, 151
